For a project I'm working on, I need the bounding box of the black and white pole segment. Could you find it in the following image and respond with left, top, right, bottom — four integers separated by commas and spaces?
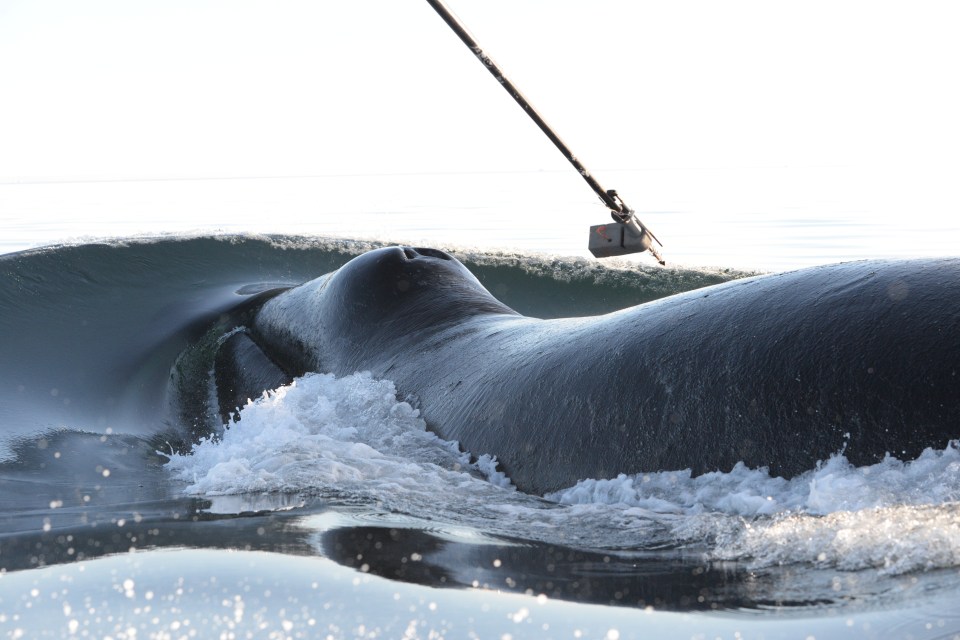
424, 0, 664, 263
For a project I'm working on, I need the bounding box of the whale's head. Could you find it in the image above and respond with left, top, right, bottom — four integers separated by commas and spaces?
325, 246, 514, 324
254, 246, 516, 372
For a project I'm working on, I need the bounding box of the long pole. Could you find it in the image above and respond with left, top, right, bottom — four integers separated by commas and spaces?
425, 0, 626, 214
424, 0, 664, 262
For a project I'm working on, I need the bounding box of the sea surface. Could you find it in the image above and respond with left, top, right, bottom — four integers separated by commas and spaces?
2, 172, 960, 639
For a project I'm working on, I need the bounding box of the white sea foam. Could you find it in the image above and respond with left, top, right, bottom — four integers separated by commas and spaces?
166, 371, 960, 575
549, 446, 960, 516
165, 372, 513, 500
549, 442, 960, 575
711, 503, 960, 575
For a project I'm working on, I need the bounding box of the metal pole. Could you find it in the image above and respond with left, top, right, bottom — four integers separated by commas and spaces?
424, 0, 664, 262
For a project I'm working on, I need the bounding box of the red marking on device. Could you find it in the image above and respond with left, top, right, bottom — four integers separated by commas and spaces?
596, 225, 611, 241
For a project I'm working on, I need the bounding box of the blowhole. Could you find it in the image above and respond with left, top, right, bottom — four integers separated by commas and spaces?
411, 247, 453, 260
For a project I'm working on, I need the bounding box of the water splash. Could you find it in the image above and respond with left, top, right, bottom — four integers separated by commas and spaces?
165, 372, 960, 575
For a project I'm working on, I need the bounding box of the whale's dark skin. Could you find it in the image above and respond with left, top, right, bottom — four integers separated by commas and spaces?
218, 247, 960, 495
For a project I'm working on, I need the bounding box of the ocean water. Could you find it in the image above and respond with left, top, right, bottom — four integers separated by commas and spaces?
2, 172, 960, 639
3, 168, 958, 270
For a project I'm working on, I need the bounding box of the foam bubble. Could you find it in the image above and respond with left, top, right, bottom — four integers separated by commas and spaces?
165, 372, 508, 500
165, 371, 960, 574
547, 464, 797, 516
545, 444, 960, 575
712, 503, 960, 575
548, 443, 960, 517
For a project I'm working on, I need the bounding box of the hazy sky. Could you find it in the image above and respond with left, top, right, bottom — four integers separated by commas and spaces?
1, 1, 958, 267
3, 0, 958, 180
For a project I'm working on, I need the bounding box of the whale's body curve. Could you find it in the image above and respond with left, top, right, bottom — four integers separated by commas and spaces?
216, 247, 960, 495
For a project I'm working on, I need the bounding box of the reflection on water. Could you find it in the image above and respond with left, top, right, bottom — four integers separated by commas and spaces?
15, 546, 943, 640
6, 492, 959, 617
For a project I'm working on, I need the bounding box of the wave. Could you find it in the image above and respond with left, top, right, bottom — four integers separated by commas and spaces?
11, 234, 959, 577
3, 234, 958, 613
1, 232, 756, 316
0, 234, 749, 450
166, 370, 960, 576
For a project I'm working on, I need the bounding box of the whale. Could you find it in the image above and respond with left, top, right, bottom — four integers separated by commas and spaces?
211, 246, 960, 495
